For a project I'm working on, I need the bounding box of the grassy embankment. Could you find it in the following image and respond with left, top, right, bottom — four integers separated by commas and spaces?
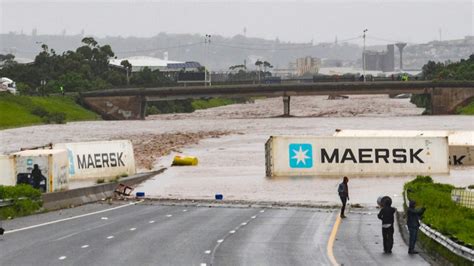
457, 100, 474, 115
0, 185, 42, 219
404, 176, 473, 246
0, 93, 99, 129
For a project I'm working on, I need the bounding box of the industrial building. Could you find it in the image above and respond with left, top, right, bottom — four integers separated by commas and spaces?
363, 44, 395, 72
295, 56, 321, 76
109, 56, 203, 73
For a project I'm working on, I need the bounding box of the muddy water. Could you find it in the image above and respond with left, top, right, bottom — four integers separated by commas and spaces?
2, 96, 473, 208
137, 115, 474, 208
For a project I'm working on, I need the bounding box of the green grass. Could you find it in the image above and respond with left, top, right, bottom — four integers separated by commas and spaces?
0, 93, 99, 129
0, 185, 42, 219
404, 176, 474, 246
457, 99, 474, 115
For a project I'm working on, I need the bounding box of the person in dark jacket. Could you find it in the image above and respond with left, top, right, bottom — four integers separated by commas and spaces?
338, 176, 349, 218
31, 164, 45, 190
407, 200, 426, 254
377, 197, 397, 253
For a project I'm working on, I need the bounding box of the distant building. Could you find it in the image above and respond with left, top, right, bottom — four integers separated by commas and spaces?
295, 56, 321, 76
363, 45, 394, 72
109, 56, 202, 73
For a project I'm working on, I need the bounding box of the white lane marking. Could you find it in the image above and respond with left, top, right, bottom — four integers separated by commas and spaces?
58, 256, 67, 260
183, 209, 187, 212
260, 210, 265, 213
166, 214, 172, 217
81, 245, 89, 249
241, 222, 247, 226
200, 264, 207, 266
149, 220, 155, 224
107, 235, 114, 239
217, 239, 224, 243
130, 228, 136, 231
5, 200, 144, 235
101, 217, 108, 220
229, 230, 236, 234
251, 216, 257, 219
204, 250, 211, 254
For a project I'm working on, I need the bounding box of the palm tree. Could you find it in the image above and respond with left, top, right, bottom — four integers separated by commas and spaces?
255, 60, 264, 83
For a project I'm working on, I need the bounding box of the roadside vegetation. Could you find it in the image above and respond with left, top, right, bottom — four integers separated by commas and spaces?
0, 185, 42, 219
0, 93, 99, 129
404, 176, 474, 247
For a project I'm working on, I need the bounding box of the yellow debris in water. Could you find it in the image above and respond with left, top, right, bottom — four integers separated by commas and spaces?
172, 155, 198, 166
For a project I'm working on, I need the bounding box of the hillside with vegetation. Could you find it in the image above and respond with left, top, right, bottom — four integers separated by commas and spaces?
0, 37, 175, 95
411, 54, 474, 114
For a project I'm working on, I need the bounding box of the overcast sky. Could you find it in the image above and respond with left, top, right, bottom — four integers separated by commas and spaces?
1, 0, 473, 44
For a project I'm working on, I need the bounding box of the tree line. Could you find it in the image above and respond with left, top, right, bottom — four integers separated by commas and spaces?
422, 54, 474, 80
0, 37, 175, 95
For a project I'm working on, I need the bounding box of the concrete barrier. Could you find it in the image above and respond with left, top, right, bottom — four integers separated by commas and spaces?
41, 169, 165, 211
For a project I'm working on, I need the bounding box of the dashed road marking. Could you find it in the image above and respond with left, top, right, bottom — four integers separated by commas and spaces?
5, 200, 143, 235
58, 256, 67, 260
251, 216, 257, 219
107, 235, 114, 239
229, 230, 236, 234
204, 250, 211, 254
183, 209, 187, 212
217, 239, 224, 243
81, 245, 89, 249
130, 228, 136, 231
241, 222, 247, 226
260, 210, 265, 213
200, 263, 206, 266
149, 220, 155, 224
166, 214, 172, 217
101, 217, 108, 220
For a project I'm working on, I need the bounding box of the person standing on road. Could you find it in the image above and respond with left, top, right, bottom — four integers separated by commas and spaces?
338, 176, 349, 218
407, 200, 426, 254
377, 197, 397, 254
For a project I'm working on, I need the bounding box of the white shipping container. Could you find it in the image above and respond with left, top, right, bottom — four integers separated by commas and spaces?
0, 155, 15, 186
11, 149, 69, 192
54, 140, 136, 180
333, 130, 474, 166
265, 136, 449, 177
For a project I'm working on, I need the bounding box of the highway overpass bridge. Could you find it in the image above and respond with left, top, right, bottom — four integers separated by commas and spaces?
80, 81, 474, 119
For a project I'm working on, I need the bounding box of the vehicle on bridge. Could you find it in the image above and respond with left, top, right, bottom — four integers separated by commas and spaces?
0, 77, 17, 94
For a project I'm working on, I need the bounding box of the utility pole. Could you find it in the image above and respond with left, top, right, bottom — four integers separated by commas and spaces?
362, 29, 368, 82
204, 34, 212, 86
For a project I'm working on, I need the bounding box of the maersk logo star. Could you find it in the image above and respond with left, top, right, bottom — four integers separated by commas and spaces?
289, 143, 313, 168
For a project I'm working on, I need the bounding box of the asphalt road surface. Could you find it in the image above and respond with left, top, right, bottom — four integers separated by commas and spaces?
0, 201, 427, 266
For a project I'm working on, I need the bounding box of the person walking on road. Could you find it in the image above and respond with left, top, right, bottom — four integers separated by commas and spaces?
338, 176, 349, 218
407, 200, 426, 254
377, 197, 397, 253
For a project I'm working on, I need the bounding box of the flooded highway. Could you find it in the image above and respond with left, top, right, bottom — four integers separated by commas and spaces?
2, 95, 473, 208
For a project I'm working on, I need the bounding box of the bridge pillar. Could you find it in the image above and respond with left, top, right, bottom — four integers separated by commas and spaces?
430, 87, 474, 114
283, 96, 291, 117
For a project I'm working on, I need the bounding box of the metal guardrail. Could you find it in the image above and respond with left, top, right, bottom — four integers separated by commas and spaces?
0, 199, 15, 208
404, 190, 474, 262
